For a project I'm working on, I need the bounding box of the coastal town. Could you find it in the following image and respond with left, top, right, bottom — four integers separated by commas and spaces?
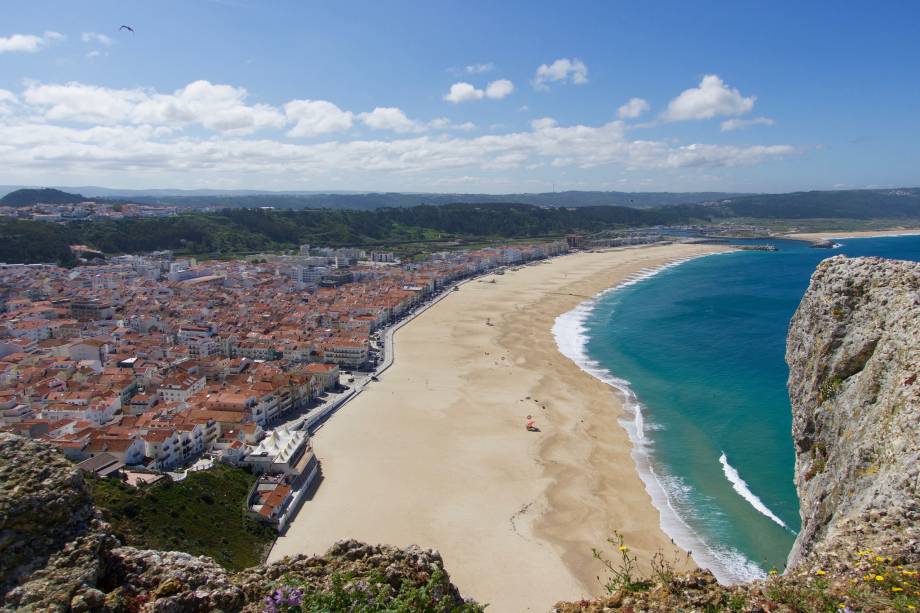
0, 198, 179, 223
0, 240, 566, 530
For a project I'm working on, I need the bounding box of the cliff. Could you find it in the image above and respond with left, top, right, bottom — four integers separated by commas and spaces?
785, 255, 919, 566
1, 255, 917, 612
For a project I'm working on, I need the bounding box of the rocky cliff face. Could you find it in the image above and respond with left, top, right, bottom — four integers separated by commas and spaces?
0, 433, 477, 612
785, 255, 919, 567
0, 433, 96, 598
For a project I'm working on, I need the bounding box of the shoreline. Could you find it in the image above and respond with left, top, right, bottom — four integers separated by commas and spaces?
784, 228, 920, 242
550, 251, 773, 584
269, 243, 730, 611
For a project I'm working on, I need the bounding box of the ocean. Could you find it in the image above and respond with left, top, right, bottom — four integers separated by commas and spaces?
553, 235, 920, 583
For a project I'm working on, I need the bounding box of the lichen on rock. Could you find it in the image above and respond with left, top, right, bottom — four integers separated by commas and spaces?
785, 255, 919, 567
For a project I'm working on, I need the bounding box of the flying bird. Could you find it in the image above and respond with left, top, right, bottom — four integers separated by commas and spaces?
119, 25, 134, 32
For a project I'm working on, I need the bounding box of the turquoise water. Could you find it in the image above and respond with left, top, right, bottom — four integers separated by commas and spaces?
563, 235, 920, 582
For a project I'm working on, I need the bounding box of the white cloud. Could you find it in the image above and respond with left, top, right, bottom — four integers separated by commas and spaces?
0, 116, 793, 180
86, 50, 103, 60
23, 80, 286, 134
485, 79, 514, 99
444, 82, 484, 103
81, 32, 113, 46
531, 117, 558, 130
662, 75, 755, 121
720, 116, 775, 131
0, 31, 64, 53
0, 78, 796, 188
428, 117, 476, 131
358, 107, 423, 133
445, 79, 513, 103
23, 82, 147, 124
0, 88, 16, 115
465, 62, 494, 74
617, 97, 650, 119
533, 58, 588, 89
284, 99, 353, 137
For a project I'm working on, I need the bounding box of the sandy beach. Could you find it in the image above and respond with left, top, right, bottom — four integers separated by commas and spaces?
785, 228, 920, 242
269, 243, 729, 611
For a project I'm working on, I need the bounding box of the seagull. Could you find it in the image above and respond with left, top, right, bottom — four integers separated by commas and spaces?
119, 25, 134, 32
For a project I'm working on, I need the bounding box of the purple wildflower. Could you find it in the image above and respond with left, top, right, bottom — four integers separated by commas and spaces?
284, 587, 303, 606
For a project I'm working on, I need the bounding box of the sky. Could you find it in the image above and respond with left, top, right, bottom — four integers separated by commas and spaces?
1, 0, 919, 194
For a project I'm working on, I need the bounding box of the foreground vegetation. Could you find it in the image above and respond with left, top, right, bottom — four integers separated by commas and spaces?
87, 464, 275, 570
555, 532, 920, 612
260, 568, 485, 613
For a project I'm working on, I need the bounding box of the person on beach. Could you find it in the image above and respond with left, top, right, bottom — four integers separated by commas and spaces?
526, 415, 538, 431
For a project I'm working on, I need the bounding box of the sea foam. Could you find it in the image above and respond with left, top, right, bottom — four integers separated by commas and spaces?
551, 252, 766, 584
719, 452, 791, 531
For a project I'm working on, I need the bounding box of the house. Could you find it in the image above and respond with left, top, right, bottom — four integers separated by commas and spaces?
69, 300, 115, 321
139, 429, 180, 470
324, 341, 367, 369
158, 374, 206, 403
243, 428, 315, 479
85, 434, 145, 465
303, 363, 339, 390
126, 392, 158, 415
76, 452, 125, 478
68, 339, 109, 364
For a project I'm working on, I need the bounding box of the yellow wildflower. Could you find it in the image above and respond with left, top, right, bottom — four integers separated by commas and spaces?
892, 587, 903, 592
769, 569, 778, 576
815, 569, 826, 576
877, 556, 884, 562
875, 575, 885, 581
618, 545, 629, 552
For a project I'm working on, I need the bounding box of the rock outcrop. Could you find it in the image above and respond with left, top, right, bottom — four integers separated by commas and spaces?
0, 433, 476, 612
0, 433, 97, 597
785, 255, 919, 566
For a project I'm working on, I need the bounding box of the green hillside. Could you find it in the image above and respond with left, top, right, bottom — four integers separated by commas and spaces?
0, 188, 86, 207
87, 464, 275, 570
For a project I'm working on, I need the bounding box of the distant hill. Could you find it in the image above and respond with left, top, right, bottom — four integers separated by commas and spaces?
0, 186, 749, 209
722, 188, 920, 219
0, 185, 918, 218
0, 188, 86, 207
99, 190, 750, 210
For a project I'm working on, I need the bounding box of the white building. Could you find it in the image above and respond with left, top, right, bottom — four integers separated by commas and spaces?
159, 374, 206, 403
244, 429, 314, 476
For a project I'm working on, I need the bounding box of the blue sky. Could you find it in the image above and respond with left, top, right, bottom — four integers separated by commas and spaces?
1, 0, 918, 193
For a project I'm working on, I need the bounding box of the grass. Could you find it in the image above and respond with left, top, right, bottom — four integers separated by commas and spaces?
588, 531, 920, 612
87, 463, 276, 570
264, 568, 485, 613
